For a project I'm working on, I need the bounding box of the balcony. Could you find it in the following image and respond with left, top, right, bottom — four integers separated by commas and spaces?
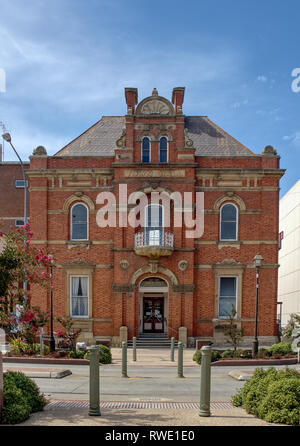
134, 231, 174, 259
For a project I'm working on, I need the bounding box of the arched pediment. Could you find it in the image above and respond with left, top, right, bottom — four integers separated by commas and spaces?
135, 89, 175, 116
63, 194, 95, 212
213, 193, 246, 211
130, 265, 179, 286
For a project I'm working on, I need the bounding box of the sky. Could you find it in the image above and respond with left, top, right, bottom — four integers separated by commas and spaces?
0, 0, 300, 197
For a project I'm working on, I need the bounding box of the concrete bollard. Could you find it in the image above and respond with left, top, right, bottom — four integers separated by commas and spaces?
88, 346, 101, 416
199, 345, 212, 417
170, 337, 175, 362
122, 341, 128, 378
40, 327, 44, 356
133, 337, 137, 362
177, 341, 184, 378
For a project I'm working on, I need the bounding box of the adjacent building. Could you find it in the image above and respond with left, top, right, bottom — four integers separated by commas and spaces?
26, 87, 284, 346
278, 179, 300, 326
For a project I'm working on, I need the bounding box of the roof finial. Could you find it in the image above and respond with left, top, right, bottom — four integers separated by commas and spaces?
152, 88, 158, 97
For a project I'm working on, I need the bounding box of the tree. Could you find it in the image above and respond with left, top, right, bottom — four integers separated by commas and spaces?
0, 224, 53, 332
223, 305, 244, 351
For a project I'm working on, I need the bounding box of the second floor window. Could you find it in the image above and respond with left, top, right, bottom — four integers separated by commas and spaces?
71, 203, 88, 240
142, 137, 150, 163
220, 203, 238, 241
145, 204, 163, 245
159, 137, 168, 163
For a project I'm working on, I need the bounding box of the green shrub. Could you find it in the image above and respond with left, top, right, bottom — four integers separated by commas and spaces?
84, 344, 112, 364
3, 371, 46, 413
192, 349, 221, 364
1, 386, 31, 424
221, 349, 234, 359
231, 367, 300, 425
70, 349, 86, 359
32, 343, 50, 356
257, 378, 300, 425
1, 371, 46, 424
267, 342, 293, 357
257, 347, 269, 359
234, 349, 252, 359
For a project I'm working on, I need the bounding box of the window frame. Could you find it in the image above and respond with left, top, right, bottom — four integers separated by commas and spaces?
219, 203, 238, 241
15, 180, 28, 188
159, 136, 168, 163
70, 275, 89, 318
141, 136, 151, 163
70, 202, 89, 241
144, 203, 164, 246
15, 219, 25, 227
218, 276, 238, 318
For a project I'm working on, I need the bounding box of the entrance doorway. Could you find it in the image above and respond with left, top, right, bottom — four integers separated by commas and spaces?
143, 297, 164, 333
139, 277, 168, 336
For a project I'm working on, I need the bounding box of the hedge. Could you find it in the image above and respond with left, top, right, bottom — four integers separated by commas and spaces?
1, 371, 47, 424
232, 367, 300, 425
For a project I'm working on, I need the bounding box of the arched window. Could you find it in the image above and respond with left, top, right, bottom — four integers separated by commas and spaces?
220, 203, 238, 241
71, 203, 88, 240
145, 204, 163, 245
141, 137, 150, 163
159, 137, 168, 163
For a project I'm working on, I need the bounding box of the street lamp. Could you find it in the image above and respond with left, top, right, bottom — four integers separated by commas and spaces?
2, 132, 27, 224
252, 254, 264, 358
49, 255, 56, 352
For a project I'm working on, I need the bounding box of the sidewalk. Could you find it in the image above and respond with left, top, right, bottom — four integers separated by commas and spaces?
110, 347, 197, 366
19, 405, 274, 426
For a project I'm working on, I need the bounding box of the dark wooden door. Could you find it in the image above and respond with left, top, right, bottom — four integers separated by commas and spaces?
143, 298, 164, 333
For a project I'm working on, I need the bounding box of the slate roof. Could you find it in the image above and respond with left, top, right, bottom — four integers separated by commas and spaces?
54, 115, 254, 157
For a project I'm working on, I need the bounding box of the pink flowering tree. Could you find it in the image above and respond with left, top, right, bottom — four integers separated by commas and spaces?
0, 224, 53, 338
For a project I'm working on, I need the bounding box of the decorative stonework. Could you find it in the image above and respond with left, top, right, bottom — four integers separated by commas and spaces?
32, 146, 47, 156
213, 193, 246, 211
120, 259, 130, 271
116, 129, 126, 148
178, 260, 189, 272
124, 169, 185, 178
135, 89, 175, 116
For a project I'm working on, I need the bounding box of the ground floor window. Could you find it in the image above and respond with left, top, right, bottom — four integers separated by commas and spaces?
218, 276, 237, 317
70, 276, 88, 317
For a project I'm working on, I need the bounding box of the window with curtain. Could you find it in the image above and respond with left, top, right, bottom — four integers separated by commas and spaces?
70, 276, 88, 317
145, 204, 163, 245
220, 203, 238, 240
71, 203, 88, 240
159, 137, 168, 163
141, 137, 150, 163
219, 277, 237, 317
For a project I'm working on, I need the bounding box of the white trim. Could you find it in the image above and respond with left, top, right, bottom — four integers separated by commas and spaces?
141, 136, 151, 163
70, 275, 89, 318
70, 202, 89, 241
219, 202, 238, 241
159, 136, 168, 163
218, 276, 237, 318
144, 204, 164, 245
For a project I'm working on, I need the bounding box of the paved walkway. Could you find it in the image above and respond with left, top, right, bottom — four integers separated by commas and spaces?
20, 405, 274, 426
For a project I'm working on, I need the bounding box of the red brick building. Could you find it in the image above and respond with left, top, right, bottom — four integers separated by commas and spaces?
0, 160, 29, 234
27, 87, 284, 347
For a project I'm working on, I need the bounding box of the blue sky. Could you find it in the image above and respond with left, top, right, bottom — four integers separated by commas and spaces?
0, 0, 300, 196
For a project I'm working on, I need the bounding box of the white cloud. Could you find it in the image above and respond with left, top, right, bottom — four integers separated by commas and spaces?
257, 75, 268, 82
282, 132, 300, 147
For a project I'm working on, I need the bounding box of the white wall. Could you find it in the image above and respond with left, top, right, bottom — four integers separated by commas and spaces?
278, 179, 300, 326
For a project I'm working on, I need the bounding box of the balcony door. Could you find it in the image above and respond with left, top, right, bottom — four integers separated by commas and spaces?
143, 297, 164, 333
145, 204, 163, 246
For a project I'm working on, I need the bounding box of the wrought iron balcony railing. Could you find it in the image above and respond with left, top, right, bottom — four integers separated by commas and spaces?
134, 231, 174, 259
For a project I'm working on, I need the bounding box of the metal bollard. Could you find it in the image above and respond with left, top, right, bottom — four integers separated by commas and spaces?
133, 337, 137, 362
88, 346, 101, 416
122, 341, 128, 378
177, 341, 184, 378
170, 337, 175, 362
199, 345, 212, 417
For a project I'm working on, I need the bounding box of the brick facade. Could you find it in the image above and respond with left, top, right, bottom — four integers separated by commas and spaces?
0, 162, 29, 234
26, 87, 284, 347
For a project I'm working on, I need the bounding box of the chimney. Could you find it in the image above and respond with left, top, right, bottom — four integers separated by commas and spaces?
124, 88, 138, 115
172, 87, 185, 114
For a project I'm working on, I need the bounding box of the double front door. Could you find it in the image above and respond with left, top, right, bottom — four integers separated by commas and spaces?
143, 297, 164, 333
